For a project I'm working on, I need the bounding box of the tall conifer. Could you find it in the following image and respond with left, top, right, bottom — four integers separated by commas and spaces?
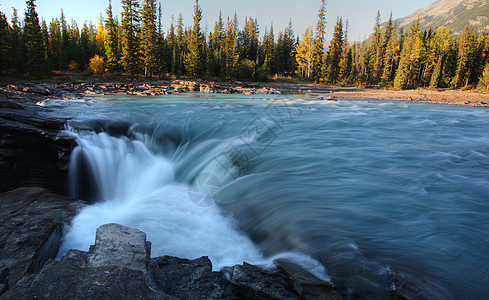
24, 0, 48, 74
185, 0, 204, 75
312, 0, 326, 81
141, 0, 158, 76
105, 0, 120, 73
121, 0, 141, 75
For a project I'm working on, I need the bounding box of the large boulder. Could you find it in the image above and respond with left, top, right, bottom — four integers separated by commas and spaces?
0, 98, 74, 195
0, 187, 86, 293
148, 256, 230, 299
2, 223, 173, 300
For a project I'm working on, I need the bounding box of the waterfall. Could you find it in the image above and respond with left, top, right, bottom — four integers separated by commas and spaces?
60, 129, 265, 270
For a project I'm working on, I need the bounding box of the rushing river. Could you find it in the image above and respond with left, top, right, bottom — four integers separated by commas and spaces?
44, 94, 489, 299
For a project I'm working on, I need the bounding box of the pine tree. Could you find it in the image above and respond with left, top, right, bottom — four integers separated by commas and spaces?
312, 0, 326, 81
238, 17, 259, 62
10, 9, 25, 72
184, 0, 204, 75
48, 17, 61, 70
207, 11, 225, 76
429, 27, 452, 88
393, 21, 424, 89
105, 0, 120, 73
368, 11, 384, 84
261, 25, 275, 74
381, 20, 400, 85
339, 19, 352, 82
141, 0, 158, 76
59, 10, 69, 70
223, 14, 239, 77
453, 27, 478, 88
175, 14, 185, 74
295, 27, 314, 78
24, 0, 48, 74
121, 0, 141, 75
80, 22, 95, 70
0, 11, 10, 74
326, 17, 343, 83
274, 20, 295, 76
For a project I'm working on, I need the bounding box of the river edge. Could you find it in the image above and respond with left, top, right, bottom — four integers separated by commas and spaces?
1, 79, 489, 107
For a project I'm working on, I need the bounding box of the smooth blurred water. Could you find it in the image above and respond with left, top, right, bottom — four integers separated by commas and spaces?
46, 94, 489, 299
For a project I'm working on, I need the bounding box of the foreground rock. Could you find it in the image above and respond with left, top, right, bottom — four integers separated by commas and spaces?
2, 223, 343, 299
0, 187, 86, 293
0, 98, 74, 195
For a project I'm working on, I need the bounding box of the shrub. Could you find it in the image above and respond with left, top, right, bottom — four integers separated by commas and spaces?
89, 55, 104, 75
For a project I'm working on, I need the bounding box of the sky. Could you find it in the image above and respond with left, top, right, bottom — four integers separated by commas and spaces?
1, 0, 438, 41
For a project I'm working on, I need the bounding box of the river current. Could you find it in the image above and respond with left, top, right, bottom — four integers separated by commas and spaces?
42, 94, 489, 299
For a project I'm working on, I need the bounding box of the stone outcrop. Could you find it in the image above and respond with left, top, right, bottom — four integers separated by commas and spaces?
0, 187, 86, 294
1, 223, 343, 299
0, 98, 74, 195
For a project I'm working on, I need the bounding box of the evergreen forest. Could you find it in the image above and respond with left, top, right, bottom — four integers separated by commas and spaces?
1, 0, 489, 90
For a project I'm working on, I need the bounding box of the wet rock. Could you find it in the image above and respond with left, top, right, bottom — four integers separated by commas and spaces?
0, 187, 86, 291
231, 261, 343, 300
392, 272, 454, 300
0, 99, 74, 195
88, 224, 150, 274
1, 223, 172, 300
2, 260, 173, 300
231, 262, 299, 299
149, 256, 230, 299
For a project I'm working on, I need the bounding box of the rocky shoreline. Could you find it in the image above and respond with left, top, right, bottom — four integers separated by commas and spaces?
2, 79, 489, 107
0, 80, 281, 104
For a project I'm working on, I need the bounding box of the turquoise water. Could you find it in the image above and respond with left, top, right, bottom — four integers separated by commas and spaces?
45, 94, 489, 299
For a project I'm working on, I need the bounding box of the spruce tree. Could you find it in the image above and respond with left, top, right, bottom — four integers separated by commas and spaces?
368, 11, 384, 84
0, 11, 10, 74
274, 20, 295, 76
224, 14, 239, 77
381, 21, 400, 85
339, 20, 352, 82
261, 25, 275, 74
105, 0, 120, 73
312, 0, 326, 81
394, 21, 424, 89
141, 0, 158, 76
453, 27, 478, 88
24, 0, 48, 74
185, 0, 204, 75
429, 27, 452, 88
121, 0, 141, 75
10, 9, 25, 72
326, 17, 343, 83
175, 14, 185, 74
207, 12, 225, 76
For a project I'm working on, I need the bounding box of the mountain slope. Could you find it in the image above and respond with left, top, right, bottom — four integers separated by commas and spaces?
396, 0, 489, 34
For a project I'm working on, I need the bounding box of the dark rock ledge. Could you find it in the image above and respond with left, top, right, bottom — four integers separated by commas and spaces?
0, 97, 74, 195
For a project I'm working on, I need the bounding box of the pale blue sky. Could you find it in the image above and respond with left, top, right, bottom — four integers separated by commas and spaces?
1, 0, 437, 41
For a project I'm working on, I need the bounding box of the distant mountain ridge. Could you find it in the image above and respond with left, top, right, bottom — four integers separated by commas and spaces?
396, 0, 489, 34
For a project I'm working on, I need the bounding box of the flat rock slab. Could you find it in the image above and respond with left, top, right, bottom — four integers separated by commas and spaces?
0, 187, 86, 288
88, 223, 150, 274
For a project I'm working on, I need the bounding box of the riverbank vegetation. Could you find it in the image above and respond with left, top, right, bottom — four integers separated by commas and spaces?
0, 0, 488, 91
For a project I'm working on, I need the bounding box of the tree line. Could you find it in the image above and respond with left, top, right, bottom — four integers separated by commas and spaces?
1, 0, 489, 90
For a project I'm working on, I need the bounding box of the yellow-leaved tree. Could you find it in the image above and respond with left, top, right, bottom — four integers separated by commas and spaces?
296, 27, 314, 78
